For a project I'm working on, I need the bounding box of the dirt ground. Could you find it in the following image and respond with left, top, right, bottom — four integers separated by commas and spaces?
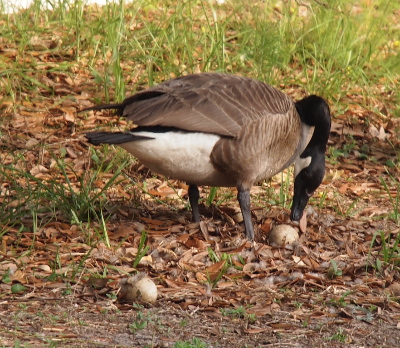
0, 292, 399, 347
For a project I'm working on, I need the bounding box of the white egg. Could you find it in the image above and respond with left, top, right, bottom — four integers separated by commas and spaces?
120, 273, 158, 304
268, 224, 299, 248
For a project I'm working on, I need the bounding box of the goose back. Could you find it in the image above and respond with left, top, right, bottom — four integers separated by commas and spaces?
119, 73, 295, 138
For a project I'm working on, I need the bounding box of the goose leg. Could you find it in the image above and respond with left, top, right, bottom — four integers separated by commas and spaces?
188, 184, 200, 222
237, 189, 254, 240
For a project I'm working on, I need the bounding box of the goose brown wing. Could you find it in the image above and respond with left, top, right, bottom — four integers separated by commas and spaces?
121, 73, 294, 138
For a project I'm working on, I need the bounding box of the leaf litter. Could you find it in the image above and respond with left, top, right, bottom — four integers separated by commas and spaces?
0, 2, 400, 348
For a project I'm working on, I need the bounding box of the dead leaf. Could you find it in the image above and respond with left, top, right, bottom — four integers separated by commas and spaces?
30, 165, 49, 176
385, 283, 400, 296
369, 124, 388, 140
299, 211, 307, 233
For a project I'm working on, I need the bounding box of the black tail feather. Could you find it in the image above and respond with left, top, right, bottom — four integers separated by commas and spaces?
80, 91, 166, 116
86, 131, 153, 145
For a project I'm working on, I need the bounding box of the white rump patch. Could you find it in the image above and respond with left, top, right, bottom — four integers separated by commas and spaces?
118, 130, 224, 186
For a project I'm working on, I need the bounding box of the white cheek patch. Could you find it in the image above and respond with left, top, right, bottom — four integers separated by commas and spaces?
294, 156, 312, 178
300, 125, 315, 153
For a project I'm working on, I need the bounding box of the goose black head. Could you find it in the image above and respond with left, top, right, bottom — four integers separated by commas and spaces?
291, 151, 325, 221
290, 95, 331, 222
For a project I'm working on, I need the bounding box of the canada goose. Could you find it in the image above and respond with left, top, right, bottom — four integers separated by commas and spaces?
84, 73, 331, 241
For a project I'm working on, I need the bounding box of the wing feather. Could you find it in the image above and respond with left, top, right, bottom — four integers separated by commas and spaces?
119, 73, 293, 137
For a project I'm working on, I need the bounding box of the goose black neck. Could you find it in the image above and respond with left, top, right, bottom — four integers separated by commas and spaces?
295, 95, 331, 154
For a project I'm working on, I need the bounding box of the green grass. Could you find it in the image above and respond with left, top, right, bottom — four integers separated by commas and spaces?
1, 0, 398, 102
128, 311, 150, 333
381, 169, 400, 224
368, 230, 400, 272
0, 147, 128, 239
133, 229, 149, 267
327, 327, 347, 343
220, 306, 257, 323
173, 337, 208, 348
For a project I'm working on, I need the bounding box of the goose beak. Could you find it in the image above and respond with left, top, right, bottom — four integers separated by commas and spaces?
290, 192, 310, 221
290, 172, 313, 222
291, 151, 325, 222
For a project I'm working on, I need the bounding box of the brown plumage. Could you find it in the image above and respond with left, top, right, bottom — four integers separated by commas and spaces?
84, 73, 331, 240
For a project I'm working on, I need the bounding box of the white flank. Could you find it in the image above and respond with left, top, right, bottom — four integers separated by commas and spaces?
119, 131, 224, 186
